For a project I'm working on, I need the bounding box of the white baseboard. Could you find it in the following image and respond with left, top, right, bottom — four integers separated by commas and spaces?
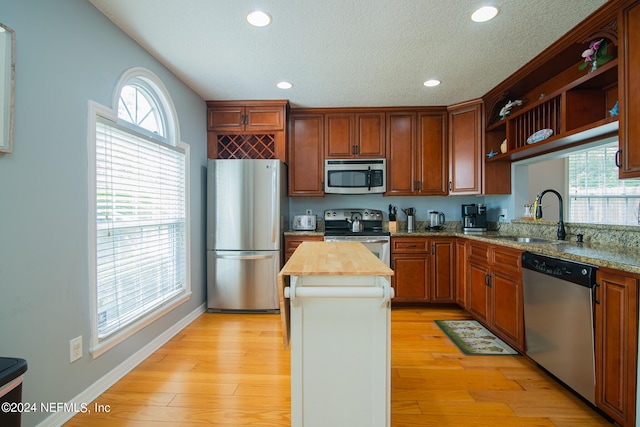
37, 303, 207, 427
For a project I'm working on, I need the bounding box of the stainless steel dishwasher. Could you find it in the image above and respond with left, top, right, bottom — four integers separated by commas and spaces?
522, 252, 597, 405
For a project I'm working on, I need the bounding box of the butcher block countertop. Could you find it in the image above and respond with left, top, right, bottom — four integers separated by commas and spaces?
279, 241, 394, 277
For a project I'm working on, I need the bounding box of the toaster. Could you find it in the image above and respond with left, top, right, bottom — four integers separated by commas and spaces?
293, 215, 316, 231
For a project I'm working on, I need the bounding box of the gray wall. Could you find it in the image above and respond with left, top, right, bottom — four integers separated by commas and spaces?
0, 1, 207, 425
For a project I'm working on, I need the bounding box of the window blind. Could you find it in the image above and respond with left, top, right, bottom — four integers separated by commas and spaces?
568, 142, 640, 225
95, 119, 186, 339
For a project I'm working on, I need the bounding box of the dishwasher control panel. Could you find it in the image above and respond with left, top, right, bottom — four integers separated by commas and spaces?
522, 252, 596, 287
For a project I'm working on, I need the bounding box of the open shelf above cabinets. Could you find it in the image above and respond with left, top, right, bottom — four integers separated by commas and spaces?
486, 57, 619, 163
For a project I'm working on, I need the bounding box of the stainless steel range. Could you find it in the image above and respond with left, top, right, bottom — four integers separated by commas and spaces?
323, 209, 390, 267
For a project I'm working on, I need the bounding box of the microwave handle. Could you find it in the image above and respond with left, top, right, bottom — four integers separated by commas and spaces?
367, 166, 372, 191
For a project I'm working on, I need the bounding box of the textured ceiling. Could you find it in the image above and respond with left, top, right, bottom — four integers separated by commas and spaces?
89, 0, 608, 108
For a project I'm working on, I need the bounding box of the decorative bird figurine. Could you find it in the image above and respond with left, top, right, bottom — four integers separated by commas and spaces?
499, 99, 524, 120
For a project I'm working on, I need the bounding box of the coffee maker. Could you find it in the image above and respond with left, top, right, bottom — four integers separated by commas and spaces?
462, 203, 487, 232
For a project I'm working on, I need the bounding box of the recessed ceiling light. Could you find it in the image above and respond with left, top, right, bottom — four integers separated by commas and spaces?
277, 81, 293, 89
247, 11, 272, 27
471, 6, 499, 23
423, 79, 441, 87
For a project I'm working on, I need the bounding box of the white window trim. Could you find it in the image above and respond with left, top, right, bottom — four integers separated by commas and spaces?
87, 69, 191, 359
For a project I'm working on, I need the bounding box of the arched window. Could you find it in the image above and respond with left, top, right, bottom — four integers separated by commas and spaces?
118, 80, 165, 137
88, 68, 190, 357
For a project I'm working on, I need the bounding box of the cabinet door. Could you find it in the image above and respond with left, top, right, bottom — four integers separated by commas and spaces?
245, 106, 285, 131
417, 112, 448, 195
595, 268, 638, 426
448, 100, 483, 195
467, 259, 491, 323
455, 239, 468, 307
619, 0, 640, 178
325, 113, 354, 158
491, 270, 524, 351
208, 106, 245, 131
355, 113, 386, 158
386, 112, 416, 196
391, 254, 430, 302
431, 239, 455, 303
288, 114, 324, 196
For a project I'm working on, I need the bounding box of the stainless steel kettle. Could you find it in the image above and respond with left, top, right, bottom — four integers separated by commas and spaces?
347, 217, 364, 232
429, 211, 445, 229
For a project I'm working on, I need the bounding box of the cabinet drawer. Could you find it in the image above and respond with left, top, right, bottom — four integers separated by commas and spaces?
392, 237, 430, 253
285, 236, 323, 252
468, 241, 489, 262
491, 246, 522, 275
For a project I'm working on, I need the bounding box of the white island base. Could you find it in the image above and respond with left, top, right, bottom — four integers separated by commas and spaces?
279, 242, 394, 427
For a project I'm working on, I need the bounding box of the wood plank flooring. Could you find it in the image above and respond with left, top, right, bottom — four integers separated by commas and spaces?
64, 306, 612, 426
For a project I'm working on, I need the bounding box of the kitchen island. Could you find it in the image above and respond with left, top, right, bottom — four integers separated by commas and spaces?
278, 241, 394, 427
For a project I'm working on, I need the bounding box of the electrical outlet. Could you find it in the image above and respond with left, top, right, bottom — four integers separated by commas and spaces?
499, 208, 508, 221
70, 336, 82, 363
305, 209, 312, 215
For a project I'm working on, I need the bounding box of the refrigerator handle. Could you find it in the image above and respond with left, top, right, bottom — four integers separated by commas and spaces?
215, 254, 273, 260
271, 166, 278, 243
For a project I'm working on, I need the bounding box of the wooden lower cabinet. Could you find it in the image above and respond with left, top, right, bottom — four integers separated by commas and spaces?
466, 241, 524, 352
284, 235, 323, 263
467, 242, 491, 323
390, 237, 454, 303
455, 239, 468, 307
431, 239, 455, 302
595, 267, 638, 427
391, 252, 430, 302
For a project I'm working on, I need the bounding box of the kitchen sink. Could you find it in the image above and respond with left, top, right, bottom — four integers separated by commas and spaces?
495, 236, 552, 243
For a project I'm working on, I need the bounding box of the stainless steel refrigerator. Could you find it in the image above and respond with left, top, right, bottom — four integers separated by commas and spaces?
206, 159, 287, 312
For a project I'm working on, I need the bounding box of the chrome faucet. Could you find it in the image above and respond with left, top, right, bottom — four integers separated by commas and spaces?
535, 189, 566, 240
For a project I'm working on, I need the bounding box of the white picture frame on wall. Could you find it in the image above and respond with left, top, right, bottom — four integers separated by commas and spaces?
0, 23, 15, 154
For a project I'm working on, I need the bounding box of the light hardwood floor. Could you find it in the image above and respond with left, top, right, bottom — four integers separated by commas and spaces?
65, 307, 612, 426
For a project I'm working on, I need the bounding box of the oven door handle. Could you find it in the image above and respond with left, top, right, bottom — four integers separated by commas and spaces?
325, 238, 389, 244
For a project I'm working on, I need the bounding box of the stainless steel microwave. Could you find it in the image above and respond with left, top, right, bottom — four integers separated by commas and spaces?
324, 159, 386, 194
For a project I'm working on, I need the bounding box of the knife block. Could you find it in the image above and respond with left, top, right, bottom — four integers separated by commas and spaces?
388, 221, 397, 233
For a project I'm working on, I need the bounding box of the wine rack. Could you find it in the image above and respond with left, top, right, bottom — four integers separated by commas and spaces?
216, 134, 276, 159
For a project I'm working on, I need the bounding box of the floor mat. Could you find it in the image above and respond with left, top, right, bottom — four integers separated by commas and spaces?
434, 319, 519, 355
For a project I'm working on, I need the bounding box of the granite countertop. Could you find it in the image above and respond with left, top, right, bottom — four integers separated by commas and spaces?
285, 229, 640, 275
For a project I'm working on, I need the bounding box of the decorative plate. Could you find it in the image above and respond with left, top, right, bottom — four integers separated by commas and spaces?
526, 128, 553, 144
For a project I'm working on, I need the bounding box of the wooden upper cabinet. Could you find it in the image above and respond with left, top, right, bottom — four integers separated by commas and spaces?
207, 100, 286, 132
355, 113, 386, 157
206, 100, 288, 160
448, 100, 483, 195
386, 109, 447, 196
325, 111, 385, 158
288, 113, 324, 196
325, 113, 353, 158
417, 111, 448, 195
386, 112, 416, 195
619, 0, 640, 178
